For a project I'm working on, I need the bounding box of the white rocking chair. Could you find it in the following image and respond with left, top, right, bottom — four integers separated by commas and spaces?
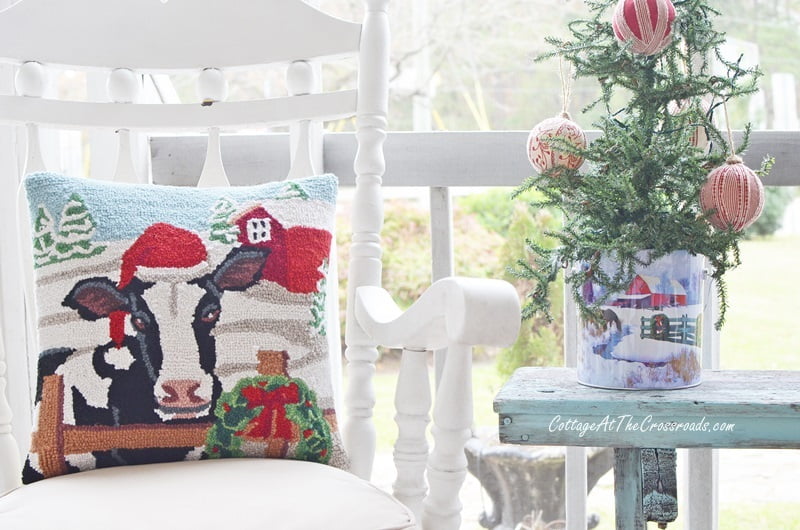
0, 1, 521, 529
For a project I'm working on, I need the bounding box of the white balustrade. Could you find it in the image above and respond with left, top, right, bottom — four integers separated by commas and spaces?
563, 292, 589, 530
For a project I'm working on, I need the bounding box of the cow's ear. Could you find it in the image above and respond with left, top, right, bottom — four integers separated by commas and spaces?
124, 277, 154, 295
211, 247, 270, 292
64, 277, 130, 320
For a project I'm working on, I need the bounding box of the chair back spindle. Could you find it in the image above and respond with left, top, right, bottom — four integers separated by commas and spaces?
16, 62, 46, 175
287, 60, 320, 179
344, 0, 390, 481
197, 68, 230, 187
107, 68, 141, 183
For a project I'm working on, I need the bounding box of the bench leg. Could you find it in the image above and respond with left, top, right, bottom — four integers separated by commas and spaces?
614, 448, 646, 530
642, 448, 678, 526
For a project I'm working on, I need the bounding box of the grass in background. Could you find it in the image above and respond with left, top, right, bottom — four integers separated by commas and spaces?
587, 503, 800, 530
719, 502, 800, 529
720, 235, 800, 370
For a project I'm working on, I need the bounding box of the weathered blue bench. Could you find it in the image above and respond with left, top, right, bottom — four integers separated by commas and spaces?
494, 368, 800, 529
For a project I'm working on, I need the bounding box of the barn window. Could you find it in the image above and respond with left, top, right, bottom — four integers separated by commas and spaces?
246, 218, 270, 244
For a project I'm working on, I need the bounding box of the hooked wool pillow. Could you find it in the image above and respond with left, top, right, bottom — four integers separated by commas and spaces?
22, 172, 346, 484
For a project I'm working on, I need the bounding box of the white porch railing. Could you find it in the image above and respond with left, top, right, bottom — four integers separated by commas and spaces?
150, 130, 800, 187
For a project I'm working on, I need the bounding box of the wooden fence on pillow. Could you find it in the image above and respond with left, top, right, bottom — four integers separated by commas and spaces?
32, 375, 211, 479
30, 346, 341, 479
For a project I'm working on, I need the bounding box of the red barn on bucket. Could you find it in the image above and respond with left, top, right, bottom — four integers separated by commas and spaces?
611, 274, 687, 309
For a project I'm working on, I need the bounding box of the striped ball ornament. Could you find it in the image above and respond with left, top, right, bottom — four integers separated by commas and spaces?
612, 0, 676, 56
527, 113, 586, 174
700, 156, 765, 232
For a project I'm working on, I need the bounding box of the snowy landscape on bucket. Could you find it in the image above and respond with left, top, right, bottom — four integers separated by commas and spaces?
578, 251, 705, 389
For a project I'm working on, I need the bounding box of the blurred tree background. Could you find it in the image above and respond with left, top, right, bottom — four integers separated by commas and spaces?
316, 0, 800, 132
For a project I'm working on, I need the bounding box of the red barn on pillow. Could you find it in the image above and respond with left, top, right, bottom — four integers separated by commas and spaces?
233, 206, 331, 294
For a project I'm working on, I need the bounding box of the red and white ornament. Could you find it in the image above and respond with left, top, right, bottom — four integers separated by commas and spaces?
527, 112, 586, 174
700, 155, 764, 231
668, 99, 711, 152
612, 0, 676, 56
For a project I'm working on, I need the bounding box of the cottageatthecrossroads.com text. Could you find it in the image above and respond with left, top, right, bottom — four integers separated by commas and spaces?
548, 414, 735, 438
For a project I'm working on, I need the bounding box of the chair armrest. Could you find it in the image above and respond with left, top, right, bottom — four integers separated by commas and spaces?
354, 277, 519, 529
354, 276, 520, 350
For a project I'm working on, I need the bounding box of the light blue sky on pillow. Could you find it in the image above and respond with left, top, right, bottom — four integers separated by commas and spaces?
25, 172, 338, 242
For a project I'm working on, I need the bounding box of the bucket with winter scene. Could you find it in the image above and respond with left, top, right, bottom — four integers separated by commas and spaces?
577, 250, 705, 390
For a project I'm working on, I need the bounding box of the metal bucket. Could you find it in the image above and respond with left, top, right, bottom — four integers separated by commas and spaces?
577, 250, 705, 390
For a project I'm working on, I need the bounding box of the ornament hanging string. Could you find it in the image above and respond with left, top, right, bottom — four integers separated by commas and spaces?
558, 56, 574, 119
722, 99, 742, 164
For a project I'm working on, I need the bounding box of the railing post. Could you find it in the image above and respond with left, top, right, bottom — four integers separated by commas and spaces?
563, 290, 589, 530
430, 185, 454, 384
683, 268, 720, 530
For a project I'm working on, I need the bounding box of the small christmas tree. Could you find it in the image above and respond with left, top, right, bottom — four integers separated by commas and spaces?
54, 193, 105, 261
309, 259, 329, 336
32, 205, 57, 267
276, 181, 310, 200
208, 197, 240, 245
513, 0, 770, 329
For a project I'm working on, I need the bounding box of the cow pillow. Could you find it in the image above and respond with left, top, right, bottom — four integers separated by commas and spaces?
22, 172, 346, 484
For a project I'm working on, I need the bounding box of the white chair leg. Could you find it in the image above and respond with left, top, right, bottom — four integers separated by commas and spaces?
393, 348, 431, 520
343, 345, 378, 480
0, 325, 22, 493
422, 343, 472, 530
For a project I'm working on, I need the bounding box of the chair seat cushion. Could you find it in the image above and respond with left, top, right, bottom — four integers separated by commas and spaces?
0, 458, 415, 530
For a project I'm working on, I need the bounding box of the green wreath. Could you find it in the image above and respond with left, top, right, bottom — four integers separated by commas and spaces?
205, 375, 332, 464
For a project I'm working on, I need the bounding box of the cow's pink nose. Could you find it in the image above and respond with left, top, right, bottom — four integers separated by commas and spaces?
159, 379, 208, 408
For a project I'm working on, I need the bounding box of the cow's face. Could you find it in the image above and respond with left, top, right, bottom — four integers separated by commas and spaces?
64, 247, 269, 422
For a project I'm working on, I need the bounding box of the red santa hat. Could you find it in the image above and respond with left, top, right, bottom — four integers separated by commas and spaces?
110, 223, 208, 347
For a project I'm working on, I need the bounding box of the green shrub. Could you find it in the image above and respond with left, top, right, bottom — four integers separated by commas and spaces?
744, 187, 795, 238
457, 188, 517, 236
495, 200, 565, 376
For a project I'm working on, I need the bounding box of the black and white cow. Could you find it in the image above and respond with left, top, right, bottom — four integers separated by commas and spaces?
24, 246, 269, 481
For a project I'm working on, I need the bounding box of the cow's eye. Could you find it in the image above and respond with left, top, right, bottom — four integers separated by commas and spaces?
201, 308, 221, 324
132, 316, 148, 331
